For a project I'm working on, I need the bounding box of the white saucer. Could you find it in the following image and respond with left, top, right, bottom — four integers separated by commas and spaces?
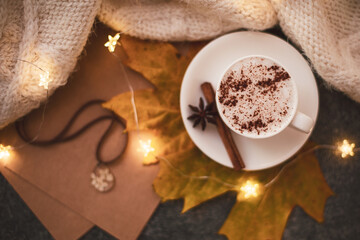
180, 31, 318, 171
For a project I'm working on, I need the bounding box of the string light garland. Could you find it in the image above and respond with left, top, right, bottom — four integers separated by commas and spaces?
105, 32, 147, 163
102, 32, 360, 200
0, 32, 358, 199
156, 143, 359, 201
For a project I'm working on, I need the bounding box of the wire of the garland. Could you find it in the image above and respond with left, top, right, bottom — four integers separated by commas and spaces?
16, 59, 49, 75
13, 90, 49, 149
2, 33, 358, 199
10, 59, 50, 149
105, 33, 359, 197
155, 145, 360, 195
111, 52, 141, 139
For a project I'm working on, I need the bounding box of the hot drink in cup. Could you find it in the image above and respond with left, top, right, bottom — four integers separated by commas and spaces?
216, 56, 313, 139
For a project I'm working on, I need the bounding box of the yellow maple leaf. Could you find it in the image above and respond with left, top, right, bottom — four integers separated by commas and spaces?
103, 36, 204, 163
103, 35, 333, 240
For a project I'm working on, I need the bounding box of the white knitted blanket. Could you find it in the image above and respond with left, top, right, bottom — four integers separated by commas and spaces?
0, 0, 100, 129
1, 0, 359, 129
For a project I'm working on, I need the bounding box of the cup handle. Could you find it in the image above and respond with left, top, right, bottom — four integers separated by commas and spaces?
290, 111, 314, 133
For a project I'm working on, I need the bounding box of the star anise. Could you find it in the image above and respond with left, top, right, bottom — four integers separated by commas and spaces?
187, 97, 217, 130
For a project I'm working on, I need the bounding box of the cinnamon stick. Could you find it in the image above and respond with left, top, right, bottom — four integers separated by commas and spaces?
201, 82, 245, 170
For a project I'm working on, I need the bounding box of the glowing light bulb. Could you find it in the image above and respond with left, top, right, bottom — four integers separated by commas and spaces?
104, 33, 121, 52
39, 71, 51, 89
338, 139, 355, 158
138, 139, 155, 157
0, 144, 11, 160
240, 180, 260, 199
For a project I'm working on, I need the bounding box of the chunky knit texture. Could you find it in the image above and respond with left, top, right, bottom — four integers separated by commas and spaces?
0, 0, 100, 129
0, 0, 359, 128
98, 0, 278, 41
99, 0, 360, 101
272, 0, 360, 102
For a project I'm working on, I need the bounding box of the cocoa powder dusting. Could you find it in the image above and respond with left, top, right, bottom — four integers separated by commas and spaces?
255, 66, 290, 94
223, 96, 238, 107
219, 71, 252, 102
238, 118, 268, 135
218, 57, 295, 136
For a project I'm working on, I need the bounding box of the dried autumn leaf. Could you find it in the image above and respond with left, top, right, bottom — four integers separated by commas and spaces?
218, 143, 333, 239
103, 36, 333, 239
103, 36, 204, 163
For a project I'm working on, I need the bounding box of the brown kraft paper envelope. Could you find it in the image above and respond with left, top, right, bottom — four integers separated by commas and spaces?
0, 162, 94, 240
0, 23, 160, 239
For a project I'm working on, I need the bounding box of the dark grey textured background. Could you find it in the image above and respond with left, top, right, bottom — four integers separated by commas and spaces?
1, 25, 359, 240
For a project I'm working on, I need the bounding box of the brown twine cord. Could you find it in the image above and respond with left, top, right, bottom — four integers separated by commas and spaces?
15, 100, 128, 165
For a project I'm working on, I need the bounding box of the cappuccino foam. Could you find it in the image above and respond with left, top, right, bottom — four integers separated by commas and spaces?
217, 57, 296, 137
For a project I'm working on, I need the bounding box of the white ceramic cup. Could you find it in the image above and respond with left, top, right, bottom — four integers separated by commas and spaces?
215, 55, 314, 139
